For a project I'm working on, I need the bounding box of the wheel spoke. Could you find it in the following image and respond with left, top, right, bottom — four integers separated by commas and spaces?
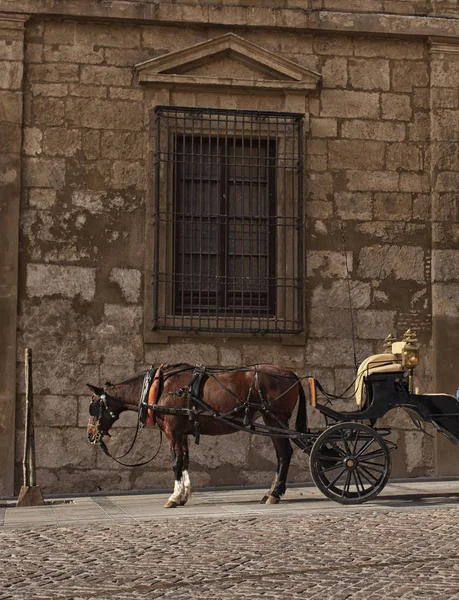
352, 471, 362, 497
326, 468, 346, 489
355, 469, 367, 494
342, 470, 352, 496
359, 449, 386, 461
359, 465, 380, 483
321, 463, 344, 474
353, 429, 360, 453
356, 437, 377, 457
316, 453, 342, 463
357, 467, 375, 487
359, 460, 385, 472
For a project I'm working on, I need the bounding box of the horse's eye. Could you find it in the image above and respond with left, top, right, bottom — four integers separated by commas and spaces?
89, 402, 101, 417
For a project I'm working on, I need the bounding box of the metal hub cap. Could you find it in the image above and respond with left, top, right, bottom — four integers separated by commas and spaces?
345, 457, 357, 470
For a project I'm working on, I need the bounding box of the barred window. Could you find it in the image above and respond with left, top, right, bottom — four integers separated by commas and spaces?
153, 106, 304, 334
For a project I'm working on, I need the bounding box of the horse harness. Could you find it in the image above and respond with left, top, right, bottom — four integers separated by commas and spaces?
138, 364, 286, 445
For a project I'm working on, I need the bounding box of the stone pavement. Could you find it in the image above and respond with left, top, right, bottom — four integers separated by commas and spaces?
2, 480, 459, 599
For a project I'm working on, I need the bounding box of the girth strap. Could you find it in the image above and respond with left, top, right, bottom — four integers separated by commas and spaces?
139, 365, 165, 427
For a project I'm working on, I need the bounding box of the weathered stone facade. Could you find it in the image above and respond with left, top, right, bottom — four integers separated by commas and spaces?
2, 0, 459, 495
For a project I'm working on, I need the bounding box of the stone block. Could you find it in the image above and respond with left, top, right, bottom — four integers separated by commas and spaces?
309, 307, 353, 338
335, 192, 372, 221
0, 90, 22, 123
407, 112, 430, 142
349, 58, 390, 91
111, 161, 146, 190
413, 193, 431, 221
399, 172, 429, 193
433, 142, 459, 171
386, 143, 422, 171
108, 88, 144, 102
105, 47, 153, 67
109, 268, 141, 303
0, 61, 23, 90
391, 60, 429, 92
356, 309, 396, 340
432, 283, 459, 317
35, 427, 97, 469
71, 189, 126, 213
220, 346, 242, 367
307, 251, 352, 279
307, 155, 327, 171
26, 264, 96, 301
82, 130, 100, 160
358, 245, 425, 282
18, 360, 99, 396
306, 172, 333, 201
432, 250, 459, 282
30, 83, 68, 98
69, 84, 107, 99
80, 65, 133, 87
0, 121, 20, 153
353, 38, 424, 60
43, 128, 81, 157
310, 117, 337, 138
328, 140, 384, 170
99, 305, 143, 336
26, 44, 43, 65
141, 25, 203, 49
341, 119, 406, 141
435, 171, 459, 192
44, 20, 76, 45
145, 343, 218, 366
305, 201, 333, 219
101, 131, 145, 160
431, 88, 459, 110
321, 90, 380, 119
381, 93, 412, 121
305, 339, 373, 368
242, 344, 304, 368
192, 433, 249, 470
28, 63, 79, 83
29, 188, 56, 209
313, 35, 354, 56
431, 109, 459, 142
76, 23, 141, 48
321, 57, 348, 88
66, 98, 144, 131
34, 395, 78, 427
24, 157, 65, 188
374, 192, 412, 220
311, 280, 371, 309
33, 97, 65, 126
431, 58, 459, 88
413, 88, 430, 110
346, 170, 399, 192
44, 44, 104, 65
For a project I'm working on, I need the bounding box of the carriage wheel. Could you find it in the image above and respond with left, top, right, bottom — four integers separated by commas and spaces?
309, 422, 391, 505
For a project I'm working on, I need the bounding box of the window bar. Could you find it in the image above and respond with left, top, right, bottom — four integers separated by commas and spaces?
232, 114, 237, 332
297, 116, 304, 332
283, 116, 288, 332
180, 113, 186, 325
248, 113, 253, 330
166, 111, 172, 329
153, 108, 161, 330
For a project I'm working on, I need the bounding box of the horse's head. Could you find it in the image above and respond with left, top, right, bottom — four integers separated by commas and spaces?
86, 383, 122, 445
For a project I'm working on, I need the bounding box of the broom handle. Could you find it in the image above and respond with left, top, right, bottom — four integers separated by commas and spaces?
23, 349, 32, 487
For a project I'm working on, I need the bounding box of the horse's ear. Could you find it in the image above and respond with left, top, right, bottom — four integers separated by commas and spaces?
87, 384, 103, 396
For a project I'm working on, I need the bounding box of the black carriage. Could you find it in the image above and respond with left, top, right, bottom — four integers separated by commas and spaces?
299, 329, 459, 505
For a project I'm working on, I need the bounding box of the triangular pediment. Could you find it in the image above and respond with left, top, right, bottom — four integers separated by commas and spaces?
135, 33, 321, 91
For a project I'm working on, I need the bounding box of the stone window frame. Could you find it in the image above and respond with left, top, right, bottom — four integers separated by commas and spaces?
135, 33, 321, 344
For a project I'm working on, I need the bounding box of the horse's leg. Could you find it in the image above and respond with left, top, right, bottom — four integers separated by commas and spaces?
179, 436, 192, 506
261, 416, 293, 505
165, 433, 185, 509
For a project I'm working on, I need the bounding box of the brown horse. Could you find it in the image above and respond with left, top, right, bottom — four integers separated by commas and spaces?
87, 363, 307, 508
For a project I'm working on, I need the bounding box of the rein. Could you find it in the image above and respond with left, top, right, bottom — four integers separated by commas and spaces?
98, 431, 163, 467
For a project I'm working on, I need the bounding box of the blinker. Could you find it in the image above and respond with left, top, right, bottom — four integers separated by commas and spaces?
89, 401, 101, 418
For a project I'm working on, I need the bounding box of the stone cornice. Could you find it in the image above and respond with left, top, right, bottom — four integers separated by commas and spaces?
429, 36, 459, 55
1, 2, 459, 40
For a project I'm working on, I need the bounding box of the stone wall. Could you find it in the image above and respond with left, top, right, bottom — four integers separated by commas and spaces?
2, 2, 459, 495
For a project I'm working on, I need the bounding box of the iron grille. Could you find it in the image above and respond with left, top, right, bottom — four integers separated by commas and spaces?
153, 106, 304, 334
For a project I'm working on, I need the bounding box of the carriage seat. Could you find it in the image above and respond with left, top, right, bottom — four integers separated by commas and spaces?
355, 353, 403, 407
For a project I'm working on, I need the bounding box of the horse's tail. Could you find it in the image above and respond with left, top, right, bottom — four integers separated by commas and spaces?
295, 378, 308, 433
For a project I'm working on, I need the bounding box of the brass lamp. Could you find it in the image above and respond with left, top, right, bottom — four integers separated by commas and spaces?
401, 328, 419, 369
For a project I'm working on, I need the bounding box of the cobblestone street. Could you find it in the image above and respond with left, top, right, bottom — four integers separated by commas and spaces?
2, 483, 459, 599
